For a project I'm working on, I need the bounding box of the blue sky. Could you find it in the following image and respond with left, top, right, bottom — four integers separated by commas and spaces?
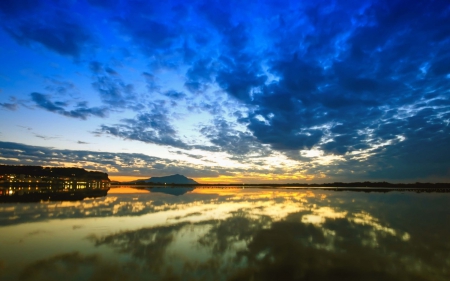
0, 0, 449, 183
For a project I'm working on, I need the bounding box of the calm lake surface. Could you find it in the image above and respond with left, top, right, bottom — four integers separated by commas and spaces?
1, 187, 449, 281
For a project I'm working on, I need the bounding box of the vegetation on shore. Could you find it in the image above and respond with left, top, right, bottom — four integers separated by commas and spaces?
0, 165, 109, 180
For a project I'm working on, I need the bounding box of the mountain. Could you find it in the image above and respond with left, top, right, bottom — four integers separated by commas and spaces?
144, 174, 198, 184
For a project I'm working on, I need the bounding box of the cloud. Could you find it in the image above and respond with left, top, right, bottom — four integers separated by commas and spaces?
97, 101, 189, 148
18, 252, 145, 281
184, 58, 215, 93
89, 61, 147, 111
1, 2, 92, 58
170, 150, 208, 161
215, 57, 267, 103
163, 90, 185, 100
200, 118, 271, 157
232, 214, 421, 281
142, 72, 160, 93
6, 21, 91, 58
117, 15, 178, 52
89, 61, 103, 74
0, 102, 17, 110
96, 102, 268, 157
110, 0, 189, 68
91, 75, 134, 107
0, 141, 226, 178
31, 92, 108, 120
90, 222, 190, 271
34, 134, 59, 141
198, 211, 272, 254
44, 78, 77, 96
212, 0, 450, 172
362, 109, 450, 180
0, 0, 41, 18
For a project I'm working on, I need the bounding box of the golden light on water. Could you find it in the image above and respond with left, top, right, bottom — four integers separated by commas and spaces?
108, 187, 150, 194
0, 187, 447, 280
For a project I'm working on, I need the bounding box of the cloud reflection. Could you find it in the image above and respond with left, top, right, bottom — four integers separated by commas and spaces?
1, 189, 449, 280
302, 206, 348, 225
18, 252, 141, 281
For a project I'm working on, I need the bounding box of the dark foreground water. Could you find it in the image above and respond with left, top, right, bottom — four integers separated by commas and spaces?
0, 187, 449, 281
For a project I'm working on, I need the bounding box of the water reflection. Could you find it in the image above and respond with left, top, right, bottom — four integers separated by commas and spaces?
0, 187, 449, 280
0, 184, 109, 203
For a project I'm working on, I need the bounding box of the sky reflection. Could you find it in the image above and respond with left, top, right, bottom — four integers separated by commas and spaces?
0, 188, 449, 280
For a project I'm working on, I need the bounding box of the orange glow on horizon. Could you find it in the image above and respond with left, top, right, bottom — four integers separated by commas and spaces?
195, 175, 243, 184
109, 175, 148, 182
111, 172, 326, 184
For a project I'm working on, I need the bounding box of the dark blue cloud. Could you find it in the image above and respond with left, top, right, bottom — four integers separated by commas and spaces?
96, 100, 226, 153
97, 101, 189, 149
216, 57, 267, 103
1, 1, 92, 58
0, 0, 41, 18
31, 92, 108, 120
200, 118, 271, 157
109, 0, 191, 69
5, 20, 91, 57
89, 61, 103, 74
366, 109, 450, 179
92, 75, 134, 107
163, 90, 185, 100
142, 72, 160, 93
25, 61, 142, 120
184, 58, 214, 93
213, 0, 450, 161
0, 102, 17, 110
105, 67, 119, 76
89, 61, 141, 109
44, 78, 77, 96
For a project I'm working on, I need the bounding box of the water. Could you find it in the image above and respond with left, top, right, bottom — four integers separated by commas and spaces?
0, 187, 449, 281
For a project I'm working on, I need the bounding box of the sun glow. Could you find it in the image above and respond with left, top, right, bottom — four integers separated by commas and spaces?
109, 175, 148, 182
196, 171, 324, 184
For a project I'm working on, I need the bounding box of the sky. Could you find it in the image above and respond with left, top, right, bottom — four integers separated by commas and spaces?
0, 0, 449, 183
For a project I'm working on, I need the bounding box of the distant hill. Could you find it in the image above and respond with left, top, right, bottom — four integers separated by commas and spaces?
144, 174, 198, 184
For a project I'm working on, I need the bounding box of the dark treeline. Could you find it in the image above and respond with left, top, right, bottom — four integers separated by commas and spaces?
115, 181, 450, 189
0, 165, 109, 180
